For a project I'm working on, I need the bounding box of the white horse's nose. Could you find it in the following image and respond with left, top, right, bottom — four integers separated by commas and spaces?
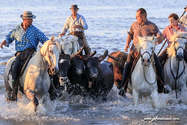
176, 53, 183, 61
141, 58, 151, 66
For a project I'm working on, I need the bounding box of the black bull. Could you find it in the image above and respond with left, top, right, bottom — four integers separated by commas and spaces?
53, 50, 114, 100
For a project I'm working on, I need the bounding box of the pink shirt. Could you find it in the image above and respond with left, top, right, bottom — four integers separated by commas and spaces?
162, 24, 186, 46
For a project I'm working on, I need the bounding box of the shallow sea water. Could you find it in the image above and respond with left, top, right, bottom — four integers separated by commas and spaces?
0, 0, 187, 124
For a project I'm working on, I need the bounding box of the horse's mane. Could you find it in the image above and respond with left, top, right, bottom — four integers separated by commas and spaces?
40, 36, 61, 55
167, 32, 187, 56
136, 36, 156, 52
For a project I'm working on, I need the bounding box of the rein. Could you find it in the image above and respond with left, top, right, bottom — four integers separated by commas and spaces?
170, 57, 185, 98
169, 36, 186, 98
141, 51, 157, 85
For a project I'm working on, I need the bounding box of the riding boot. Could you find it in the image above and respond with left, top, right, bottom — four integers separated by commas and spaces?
10, 79, 18, 101
155, 53, 170, 93
118, 62, 132, 97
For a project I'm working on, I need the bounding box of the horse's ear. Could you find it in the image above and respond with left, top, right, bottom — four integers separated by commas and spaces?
50, 36, 55, 42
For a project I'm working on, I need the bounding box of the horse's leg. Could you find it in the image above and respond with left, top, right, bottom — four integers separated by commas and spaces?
150, 90, 159, 108
133, 89, 139, 106
25, 89, 39, 112
179, 83, 186, 103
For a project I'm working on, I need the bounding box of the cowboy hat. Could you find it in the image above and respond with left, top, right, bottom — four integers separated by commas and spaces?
184, 5, 187, 9
20, 11, 36, 19
69, 4, 79, 10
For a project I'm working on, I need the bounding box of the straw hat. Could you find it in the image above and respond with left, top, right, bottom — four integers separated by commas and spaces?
20, 11, 36, 19
69, 4, 79, 10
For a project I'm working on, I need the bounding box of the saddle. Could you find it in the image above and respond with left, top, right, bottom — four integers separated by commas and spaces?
9, 48, 35, 93
68, 31, 84, 47
128, 52, 141, 85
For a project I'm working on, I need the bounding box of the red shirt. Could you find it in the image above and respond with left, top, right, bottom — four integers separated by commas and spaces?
162, 24, 186, 46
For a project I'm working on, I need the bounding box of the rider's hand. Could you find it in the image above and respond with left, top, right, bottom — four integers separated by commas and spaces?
59, 33, 64, 37
124, 45, 129, 52
0, 40, 7, 49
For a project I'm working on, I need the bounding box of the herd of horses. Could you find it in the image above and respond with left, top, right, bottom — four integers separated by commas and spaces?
3, 32, 187, 111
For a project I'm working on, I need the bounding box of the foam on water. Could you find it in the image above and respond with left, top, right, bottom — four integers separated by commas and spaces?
0, 0, 187, 124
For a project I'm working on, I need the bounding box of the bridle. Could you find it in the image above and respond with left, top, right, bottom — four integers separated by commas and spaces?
40, 41, 60, 75
170, 37, 186, 98
140, 41, 157, 85
173, 37, 186, 58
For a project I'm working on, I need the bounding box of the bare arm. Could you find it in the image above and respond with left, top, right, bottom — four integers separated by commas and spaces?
59, 33, 65, 37
0, 40, 7, 49
156, 31, 164, 44
125, 35, 132, 52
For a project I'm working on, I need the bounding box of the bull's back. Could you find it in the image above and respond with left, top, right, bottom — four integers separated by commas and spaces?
98, 61, 114, 92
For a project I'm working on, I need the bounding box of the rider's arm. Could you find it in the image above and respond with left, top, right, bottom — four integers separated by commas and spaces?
125, 35, 132, 52
156, 30, 164, 45
0, 40, 7, 49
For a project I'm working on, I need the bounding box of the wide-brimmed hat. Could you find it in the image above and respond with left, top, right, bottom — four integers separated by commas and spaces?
185, 5, 187, 9
20, 11, 36, 19
69, 4, 79, 10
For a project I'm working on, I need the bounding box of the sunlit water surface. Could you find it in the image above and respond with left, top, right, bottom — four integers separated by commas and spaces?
0, 0, 187, 124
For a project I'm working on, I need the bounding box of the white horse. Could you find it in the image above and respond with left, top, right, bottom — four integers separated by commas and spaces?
4, 36, 61, 111
61, 35, 82, 55
128, 36, 159, 107
164, 32, 187, 98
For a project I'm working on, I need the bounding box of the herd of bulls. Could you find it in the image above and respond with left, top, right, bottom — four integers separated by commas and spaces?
51, 49, 123, 101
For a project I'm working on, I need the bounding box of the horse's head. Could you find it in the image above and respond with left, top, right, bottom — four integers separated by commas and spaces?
61, 35, 79, 55
138, 36, 156, 66
167, 32, 187, 61
40, 36, 61, 75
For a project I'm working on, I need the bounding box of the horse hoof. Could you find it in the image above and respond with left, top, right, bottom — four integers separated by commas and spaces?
33, 97, 39, 107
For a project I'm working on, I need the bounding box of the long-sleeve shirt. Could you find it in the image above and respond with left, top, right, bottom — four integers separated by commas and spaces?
61, 13, 88, 34
6, 24, 49, 51
161, 24, 186, 46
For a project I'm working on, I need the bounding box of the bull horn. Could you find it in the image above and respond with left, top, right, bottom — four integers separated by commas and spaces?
61, 50, 65, 54
108, 54, 119, 61
103, 50, 108, 57
90, 51, 96, 57
98, 50, 108, 62
70, 45, 84, 58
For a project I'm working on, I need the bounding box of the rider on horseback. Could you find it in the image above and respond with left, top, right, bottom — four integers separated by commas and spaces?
158, 13, 187, 64
59, 4, 91, 56
0, 11, 49, 101
119, 8, 170, 97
